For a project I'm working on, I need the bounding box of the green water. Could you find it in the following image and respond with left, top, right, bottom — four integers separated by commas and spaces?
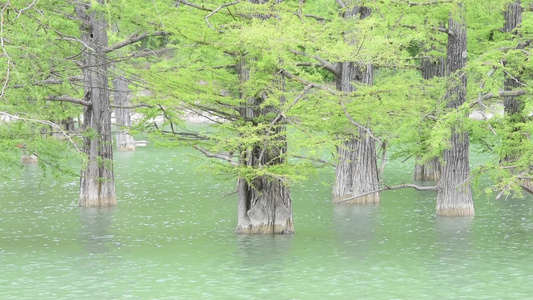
1, 146, 532, 299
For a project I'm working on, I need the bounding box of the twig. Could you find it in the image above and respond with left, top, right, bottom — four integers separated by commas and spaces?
269, 84, 313, 127
339, 99, 381, 142
0, 111, 81, 152
192, 144, 237, 166
0, 1, 12, 100
205, 1, 241, 31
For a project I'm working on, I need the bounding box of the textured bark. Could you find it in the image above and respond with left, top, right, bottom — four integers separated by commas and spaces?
436, 7, 473, 216
113, 75, 135, 152
414, 157, 441, 181
332, 1, 379, 204
501, 1, 530, 189
76, 1, 116, 207
235, 52, 293, 234
414, 55, 444, 181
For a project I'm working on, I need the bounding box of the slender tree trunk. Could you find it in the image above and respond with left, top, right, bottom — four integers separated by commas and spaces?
113, 75, 135, 151
501, 0, 530, 191
414, 56, 445, 181
332, 2, 379, 204
235, 58, 293, 234
436, 6, 473, 216
76, 1, 116, 207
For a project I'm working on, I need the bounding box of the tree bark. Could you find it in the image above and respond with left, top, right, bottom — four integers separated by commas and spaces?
332, 1, 379, 204
76, 1, 117, 207
414, 55, 445, 181
234, 16, 293, 234
113, 75, 135, 152
436, 6, 473, 216
501, 0, 530, 191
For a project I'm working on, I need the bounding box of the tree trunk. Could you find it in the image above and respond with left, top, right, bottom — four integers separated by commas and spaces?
501, 0, 530, 191
113, 75, 135, 151
414, 56, 445, 181
414, 157, 441, 181
76, 1, 116, 207
436, 6, 473, 216
332, 2, 379, 204
235, 57, 293, 234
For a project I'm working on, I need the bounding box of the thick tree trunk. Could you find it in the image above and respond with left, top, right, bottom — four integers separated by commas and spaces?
76, 1, 116, 207
332, 127, 380, 204
414, 56, 445, 181
436, 7, 473, 216
113, 75, 135, 151
235, 58, 294, 234
332, 2, 379, 204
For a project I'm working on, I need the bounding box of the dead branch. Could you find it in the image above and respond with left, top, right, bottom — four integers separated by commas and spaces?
290, 50, 337, 75
269, 84, 314, 127
339, 99, 381, 143
0, 111, 81, 152
47, 95, 92, 107
205, 1, 241, 31
336, 183, 437, 203
192, 145, 237, 166
105, 31, 169, 53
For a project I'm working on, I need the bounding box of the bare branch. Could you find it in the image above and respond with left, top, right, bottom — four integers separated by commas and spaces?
205, 1, 241, 31
292, 154, 335, 167
335, 0, 346, 9
105, 31, 169, 53
480, 89, 526, 101
280, 69, 338, 94
0, 1, 12, 99
175, 0, 214, 12
305, 14, 327, 22
339, 99, 381, 142
47, 95, 92, 107
336, 184, 437, 203
407, 0, 452, 6
269, 84, 313, 126
0, 111, 81, 152
12, 76, 84, 89
15, 0, 37, 19
111, 103, 154, 109
402, 24, 453, 36
192, 145, 237, 166
290, 50, 337, 75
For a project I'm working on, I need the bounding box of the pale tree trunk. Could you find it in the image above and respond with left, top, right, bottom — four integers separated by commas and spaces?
414, 56, 445, 181
332, 2, 379, 204
76, 1, 116, 207
235, 58, 293, 233
113, 75, 135, 151
436, 6, 473, 216
501, 0, 530, 191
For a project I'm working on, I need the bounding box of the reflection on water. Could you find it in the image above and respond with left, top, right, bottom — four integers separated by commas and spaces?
435, 216, 473, 252
332, 204, 379, 259
78, 207, 117, 254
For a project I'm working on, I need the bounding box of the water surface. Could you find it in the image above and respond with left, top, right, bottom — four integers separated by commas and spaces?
1, 147, 532, 299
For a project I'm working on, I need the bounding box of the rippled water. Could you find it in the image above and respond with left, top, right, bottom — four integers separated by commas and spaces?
1, 147, 532, 299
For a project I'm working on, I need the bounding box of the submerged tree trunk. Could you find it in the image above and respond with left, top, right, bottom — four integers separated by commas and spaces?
436, 7, 473, 216
76, 1, 116, 207
113, 75, 135, 151
414, 56, 445, 181
332, 2, 379, 204
235, 58, 293, 234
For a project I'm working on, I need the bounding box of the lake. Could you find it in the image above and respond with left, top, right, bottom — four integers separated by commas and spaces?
1, 146, 532, 299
